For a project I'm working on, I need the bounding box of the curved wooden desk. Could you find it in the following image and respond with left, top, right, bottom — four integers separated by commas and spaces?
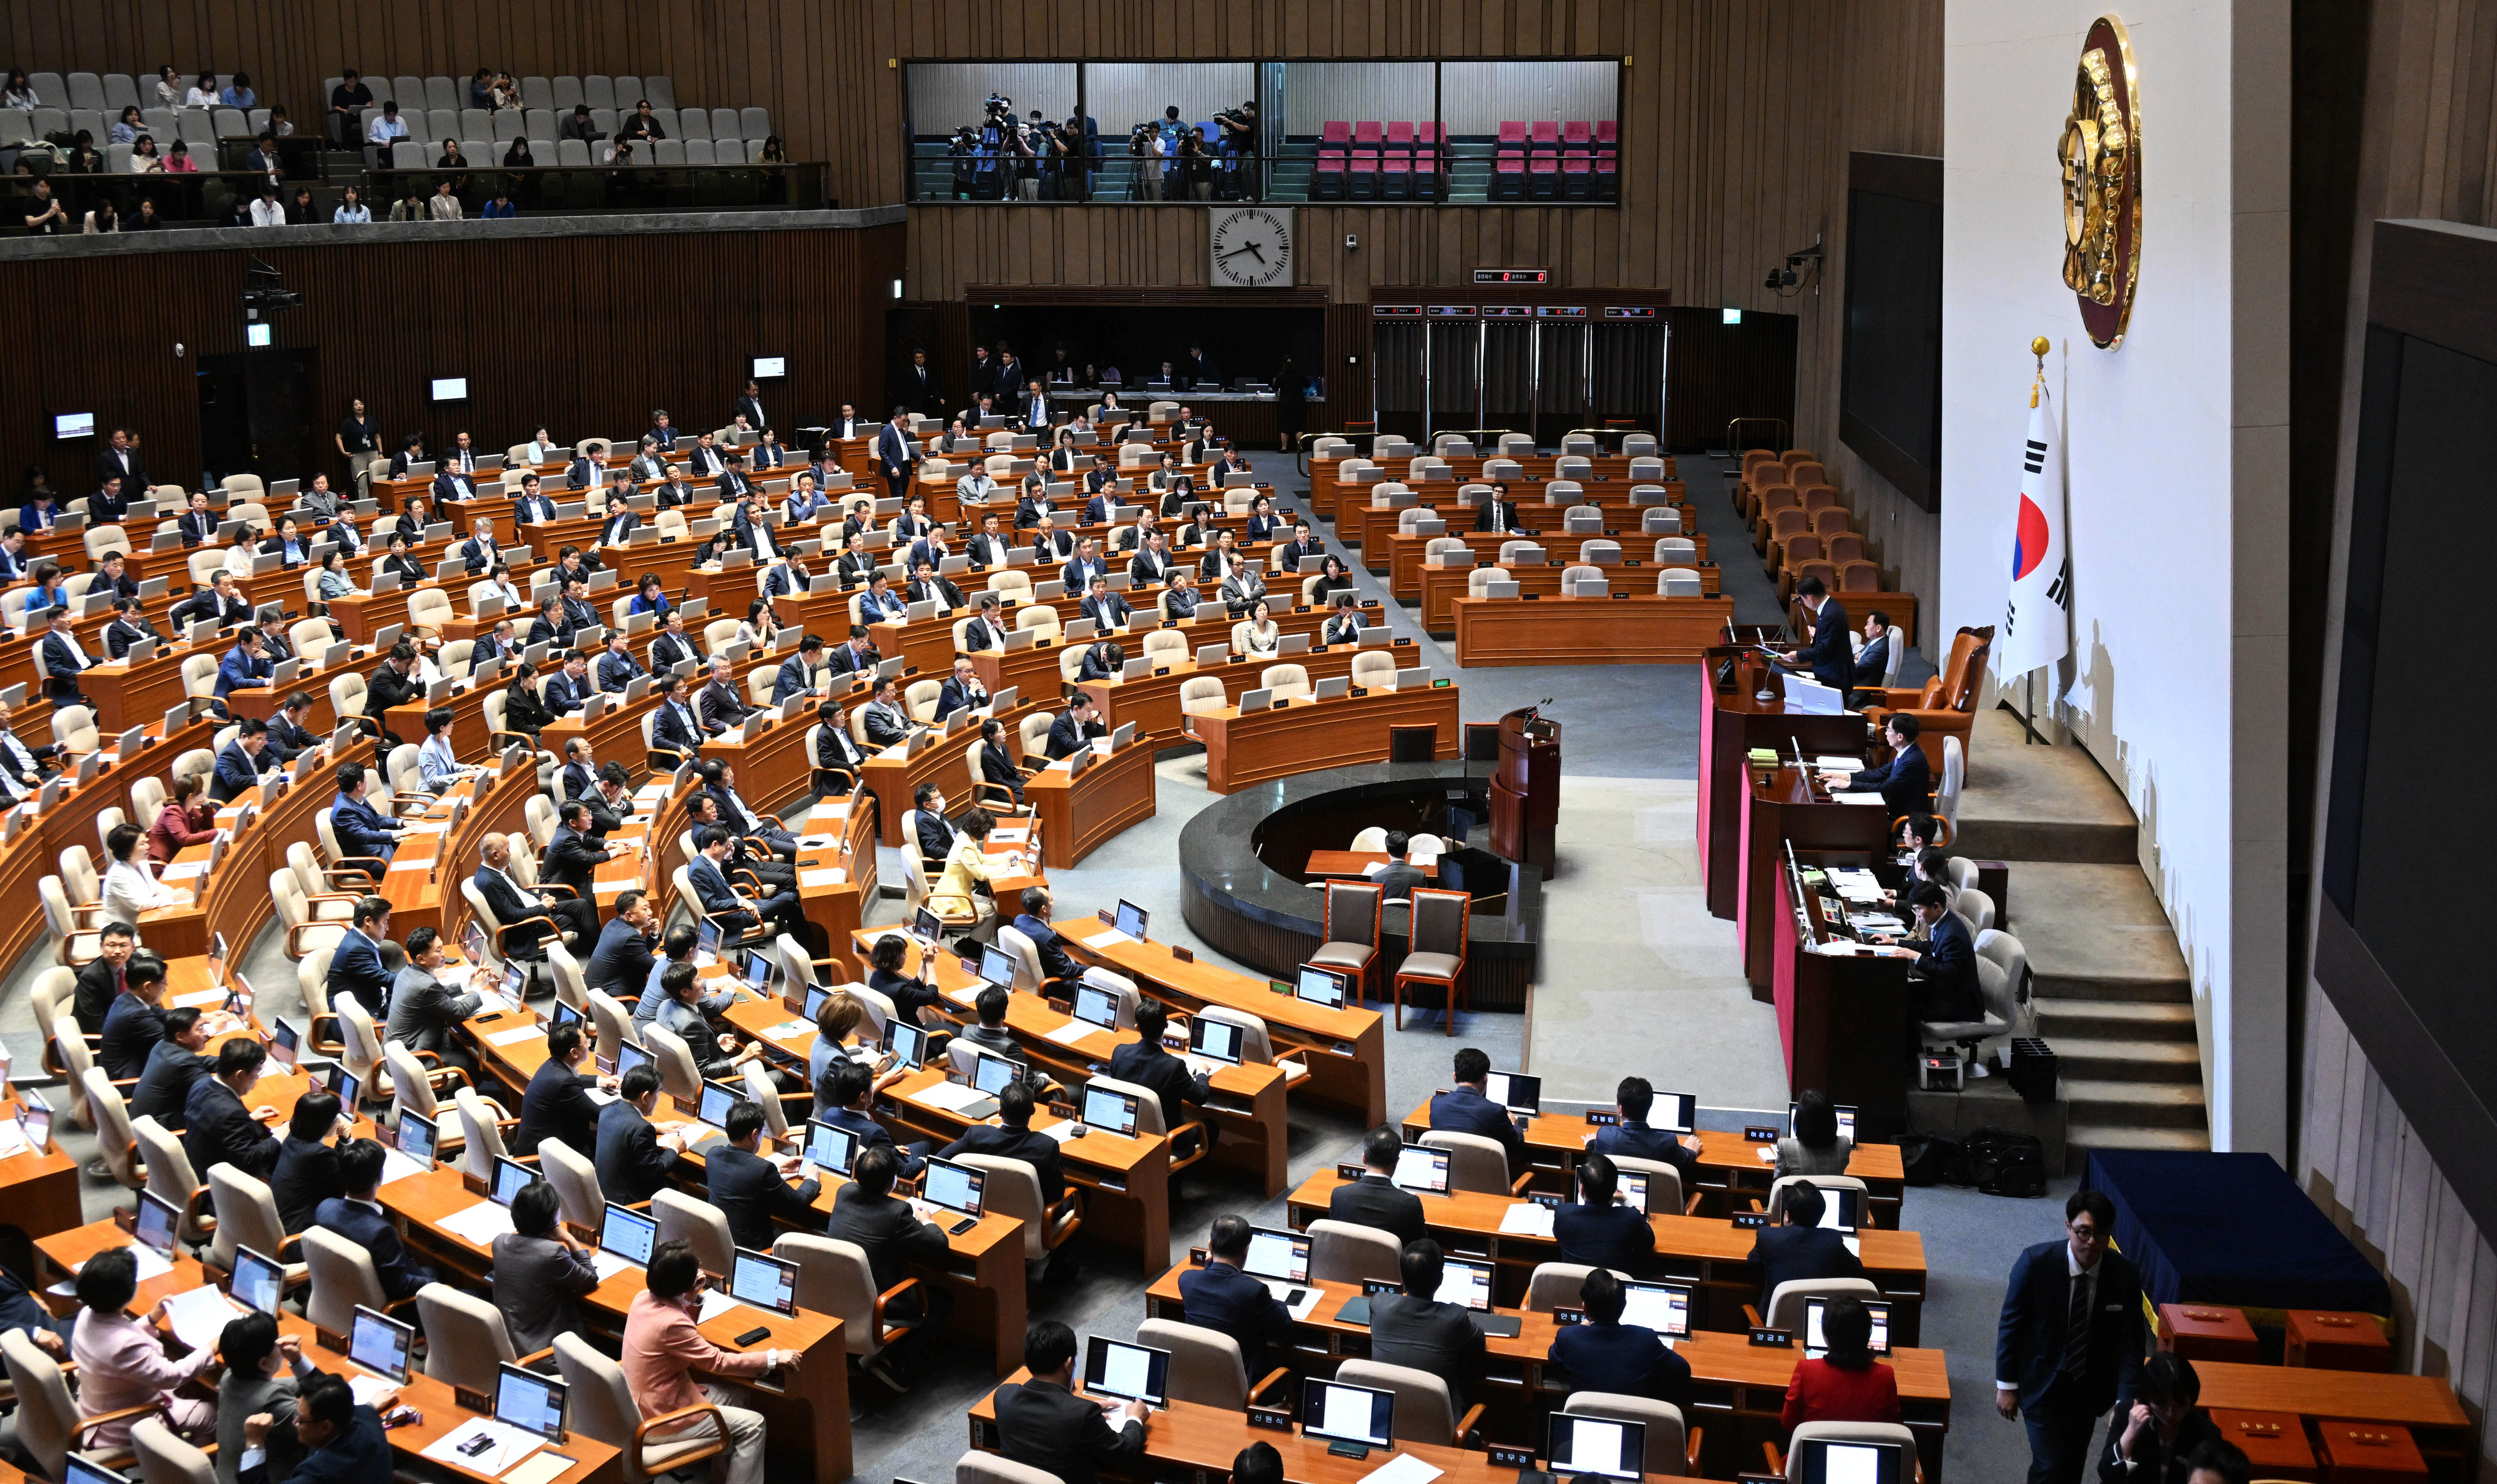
1452, 592, 1737, 665
1189, 683, 1461, 794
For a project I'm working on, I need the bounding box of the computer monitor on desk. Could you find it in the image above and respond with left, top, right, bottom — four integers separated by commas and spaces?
1791, 1438, 1906, 1484
1483, 1070, 1541, 1115
348, 1304, 415, 1382
1081, 1335, 1171, 1407
1788, 1100, 1858, 1142
1803, 1295, 1890, 1357
1302, 1378, 1394, 1457
1617, 1280, 1692, 1340
1544, 1414, 1647, 1483
1390, 1143, 1451, 1193
1296, 965, 1348, 1008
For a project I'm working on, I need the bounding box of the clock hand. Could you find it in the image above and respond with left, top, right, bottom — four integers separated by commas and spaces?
1240, 242, 1267, 263
1217, 243, 1265, 260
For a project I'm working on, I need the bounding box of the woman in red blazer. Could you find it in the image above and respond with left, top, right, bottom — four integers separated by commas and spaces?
1782, 1296, 1902, 1428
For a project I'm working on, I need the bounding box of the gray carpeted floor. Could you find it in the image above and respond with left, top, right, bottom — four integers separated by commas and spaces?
0, 452, 2053, 1484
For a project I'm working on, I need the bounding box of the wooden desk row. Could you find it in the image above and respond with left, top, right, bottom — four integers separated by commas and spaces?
1384, 529, 1712, 604
1416, 555, 1719, 632
1451, 594, 1737, 666
1282, 1169, 1930, 1346
1343, 491, 1695, 561
1310, 454, 1674, 523
1190, 683, 1463, 794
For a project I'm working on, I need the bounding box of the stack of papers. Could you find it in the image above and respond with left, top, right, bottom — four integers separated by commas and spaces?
992, 826, 1028, 844
418, 1417, 542, 1477
1041, 1021, 1096, 1047
438, 1200, 516, 1247
346, 1374, 398, 1408
162, 1286, 248, 1351
798, 868, 846, 888
160, 861, 210, 881
587, 1247, 637, 1281
1497, 1203, 1556, 1238
1829, 792, 1888, 806
763, 1020, 812, 1042
1362, 1455, 1445, 1484
1081, 928, 1134, 948
918, 1081, 988, 1113
1815, 754, 1866, 773
488, 1025, 544, 1048
0, 1118, 28, 1160
1041, 1121, 1087, 1144
378, 1147, 429, 1186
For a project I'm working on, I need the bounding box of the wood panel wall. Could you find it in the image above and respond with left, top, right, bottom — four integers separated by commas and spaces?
0, 223, 902, 494
2297, 4, 2497, 1467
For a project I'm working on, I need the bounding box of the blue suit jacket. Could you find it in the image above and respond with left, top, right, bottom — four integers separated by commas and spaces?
1800, 597, 1852, 691
1910, 909, 1984, 1023
213, 648, 272, 700
1588, 1121, 1699, 1189
817, 1103, 923, 1179
594, 1100, 677, 1206
1548, 1320, 1691, 1407
1997, 1240, 2143, 1413
326, 928, 394, 1018
1176, 1259, 1293, 1376
544, 671, 588, 715
313, 1196, 432, 1300
1852, 743, 1933, 817
1745, 1223, 1868, 1314
1429, 1086, 1525, 1169
329, 793, 399, 860
1553, 1200, 1655, 1272
288, 1402, 393, 1484
211, 741, 273, 803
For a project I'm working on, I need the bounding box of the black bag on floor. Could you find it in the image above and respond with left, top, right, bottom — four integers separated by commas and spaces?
1897, 1134, 1957, 1186
1964, 1127, 2049, 1197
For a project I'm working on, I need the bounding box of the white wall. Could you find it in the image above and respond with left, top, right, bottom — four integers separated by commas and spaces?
1941, 0, 2288, 1153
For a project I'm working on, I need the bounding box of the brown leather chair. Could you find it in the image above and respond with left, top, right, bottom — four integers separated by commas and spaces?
1393, 887, 1473, 1034
1863, 625, 1993, 773
1772, 534, 1825, 595
1310, 880, 1384, 1002
1823, 530, 1869, 566
1787, 458, 1828, 488
1752, 487, 1800, 553
1800, 482, 1840, 514
1761, 506, 1810, 565
1837, 559, 1881, 592
1810, 506, 1852, 538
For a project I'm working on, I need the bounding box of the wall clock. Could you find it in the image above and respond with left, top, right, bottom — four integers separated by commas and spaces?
1210, 207, 1295, 288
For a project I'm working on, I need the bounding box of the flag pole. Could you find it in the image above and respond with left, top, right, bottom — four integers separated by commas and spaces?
2021, 336, 2049, 746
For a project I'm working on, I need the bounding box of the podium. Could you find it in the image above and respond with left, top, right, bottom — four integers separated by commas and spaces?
1489, 706, 1561, 879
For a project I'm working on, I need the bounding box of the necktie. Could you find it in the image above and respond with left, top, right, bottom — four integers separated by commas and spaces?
2062, 1269, 2091, 1378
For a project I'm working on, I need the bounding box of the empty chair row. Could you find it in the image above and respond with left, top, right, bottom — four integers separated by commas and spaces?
1316, 120, 1446, 152
381, 137, 773, 170
1495, 119, 1620, 151
1, 105, 273, 147
338, 74, 679, 116
358, 103, 768, 145
16, 71, 247, 111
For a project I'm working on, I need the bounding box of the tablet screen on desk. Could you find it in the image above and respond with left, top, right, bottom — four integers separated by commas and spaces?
601, 1204, 659, 1266
1302, 1379, 1393, 1447
978, 945, 1017, 989
491, 1155, 534, 1207
697, 1081, 741, 1131
1114, 899, 1148, 940
1651, 1091, 1697, 1135
232, 1246, 286, 1316
803, 1119, 859, 1175
1189, 1016, 1243, 1065
135, 1191, 179, 1256
885, 1020, 926, 1069
348, 1305, 413, 1382
1081, 1335, 1170, 1405
64, 1458, 131, 1484
1794, 1438, 1905, 1484
1546, 1414, 1644, 1482
1296, 965, 1347, 1008
1788, 1100, 1858, 1142
496, 1362, 567, 1440
729, 1249, 798, 1316
1243, 1226, 1310, 1284
1391, 1144, 1450, 1193
1435, 1257, 1494, 1311
1619, 1281, 1692, 1339
1081, 1086, 1139, 1137
971, 1050, 1021, 1097
616, 1042, 654, 1082
1483, 1071, 1541, 1115
923, 1157, 984, 1218
398, 1110, 436, 1166
1616, 1170, 1649, 1214
1803, 1296, 1890, 1358
1072, 983, 1121, 1030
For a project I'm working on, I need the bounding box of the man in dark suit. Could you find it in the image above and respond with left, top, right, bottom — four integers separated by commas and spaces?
584, 889, 660, 995
514, 1021, 609, 1156
182, 1038, 283, 1183
541, 799, 617, 899
964, 514, 1013, 569
212, 718, 279, 803
1107, 999, 1209, 1139
1784, 575, 1852, 696
707, 1097, 823, 1251
37, 608, 92, 706
1175, 1214, 1293, 1378
1744, 1181, 1868, 1315
97, 427, 147, 491
823, 1144, 951, 1342
431, 464, 476, 505
1883, 881, 1983, 1024
1844, 710, 1935, 816
1546, 1267, 1692, 1407
647, 612, 697, 675
89, 475, 131, 526
936, 657, 990, 719
175, 489, 222, 548
876, 408, 921, 502
958, 597, 1012, 653
1429, 1047, 1526, 1172
475, 832, 598, 945
102, 598, 159, 660
282, 1370, 397, 1484
362, 645, 422, 743
513, 474, 561, 524
856, 572, 908, 623
689, 827, 803, 937
131, 1006, 217, 1127
457, 518, 503, 576
1369, 1239, 1488, 1408
172, 572, 253, 633
329, 760, 403, 863
1371, 831, 1426, 903
1589, 1075, 1703, 1189
267, 693, 320, 763
1850, 608, 1893, 705
326, 899, 395, 1020
1010, 888, 1086, 995
557, 741, 598, 802
1998, 1190, 2144, 1484
830, 533, 880, 590
815, 1060, 924, 1182
1044, 695, 1107, 760
770, 636, 823, 701
594, 1064, 688, 1206
1077, 575, 1132, 632
1028, 518, 1075, 564
1060, 539, 1109, 593
1554, 1153, 1656, 1273
735, 380, 768, 432
698, 657, 752, 734
1474, 484, 1526, 534
1275, 524, 1327, 573
993, 1320, 1147, 1484
315, 1139, 434, 1299
938, 1082, 1068, 1206
213, 628, 275, 708
1327, 1126, 1427, 1246
650, 675, 708, 762
384, 926, 483, 1076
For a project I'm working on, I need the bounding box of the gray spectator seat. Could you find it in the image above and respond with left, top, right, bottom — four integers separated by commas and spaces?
557, 139, 592, 168
493, 112, 524, 142
177, 110, 214, 146
552, 77, 583, 112
29, 107, 65, 139
614, 76, 643, 106
649, 107, 677, 137
424, 77, 458, 114
461, 107, 489, 139
391, 76, 425, 110
104, 142, 133, 172
247, 107, 269, 132
461, 139, 490, 169
29, 72, 64, 105
525, 108, 555, 140
644, 77, 675, 111
682, 138, 713, 166
0, 114, 29, 147
103, 74, 141, 111
418, 108, 451, 142
392, 141, 427, 170
70, 109, 104, 142
651, 138, 685, 167
714, 138, 745, 164
67, 73, 106, 111
740, 107, 770, 139
584, 76, 615, 110
212, 107, 247, 138
590, 107, 617, 138
144, 107, 176, 139
522, 76, 554, 111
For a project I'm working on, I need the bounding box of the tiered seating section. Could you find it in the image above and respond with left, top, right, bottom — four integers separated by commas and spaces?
1302, 118, 1617, 202
1312, 120, 1445, 200
350, 74, 775, 170
1489, 119, 1617, 199
0, 69, 278, 170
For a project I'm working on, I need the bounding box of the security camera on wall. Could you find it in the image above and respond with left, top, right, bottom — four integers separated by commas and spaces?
1345, 233, 1359, 250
